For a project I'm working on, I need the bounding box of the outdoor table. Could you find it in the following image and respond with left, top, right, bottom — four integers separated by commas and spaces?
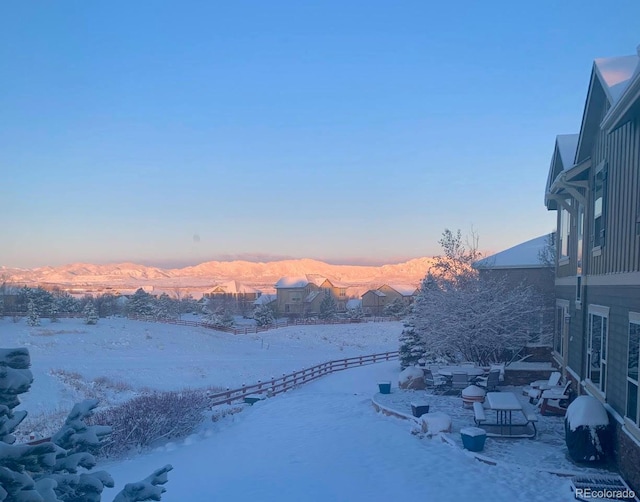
486, 392, 523, 435
437, 366, 485, 379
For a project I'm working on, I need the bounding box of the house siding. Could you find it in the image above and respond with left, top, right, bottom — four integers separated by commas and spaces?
585, 285, 640, 417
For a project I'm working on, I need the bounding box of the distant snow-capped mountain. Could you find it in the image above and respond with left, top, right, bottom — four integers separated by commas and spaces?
2, 257, 435, 296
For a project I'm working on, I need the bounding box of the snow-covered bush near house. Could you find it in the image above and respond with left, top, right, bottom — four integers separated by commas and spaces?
252, 304, 275, 327
565, 396, 609, 431
565, 396, 611, 463
407, 229, 545, 366
89, 391, 210, 457
398, 365, 424, 388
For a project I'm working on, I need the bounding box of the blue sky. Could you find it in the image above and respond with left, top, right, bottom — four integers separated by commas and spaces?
2, 1, 639, 268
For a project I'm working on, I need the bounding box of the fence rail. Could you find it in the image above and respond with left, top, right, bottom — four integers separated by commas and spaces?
25, 350, 398, 445
207, 350, 399, 406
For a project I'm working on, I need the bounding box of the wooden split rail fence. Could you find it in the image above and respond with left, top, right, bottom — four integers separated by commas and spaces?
207, 350, 399, 406
26, 350, 398, 445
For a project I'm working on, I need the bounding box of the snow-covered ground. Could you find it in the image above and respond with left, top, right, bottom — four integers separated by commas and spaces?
0, 317, 586, 500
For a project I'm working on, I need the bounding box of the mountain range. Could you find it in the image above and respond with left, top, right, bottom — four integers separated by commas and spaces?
1, 257, 436, 297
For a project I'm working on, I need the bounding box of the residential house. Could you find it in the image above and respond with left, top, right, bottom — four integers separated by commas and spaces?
361, 284, 418, 316
274, 275, 348, 317
473, 234, 555, 345
205, 280, 262, 315
544, 46, 640, 490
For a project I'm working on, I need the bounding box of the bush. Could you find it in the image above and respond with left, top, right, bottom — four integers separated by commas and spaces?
90, 390, 209, 457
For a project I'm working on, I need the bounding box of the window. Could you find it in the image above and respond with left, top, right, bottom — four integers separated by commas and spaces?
587, 305, 609, 395
576, 204, 584, 303
627, 313, 640, 425
559, 204, 571, 260
593, 164, 607, 249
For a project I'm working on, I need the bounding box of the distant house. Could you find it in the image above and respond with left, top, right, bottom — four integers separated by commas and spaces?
361, 284, 418, 316
543, 46, 640, 490
205, 280, 262, 315
274, 275, 348, 317
473, 234, 555, 343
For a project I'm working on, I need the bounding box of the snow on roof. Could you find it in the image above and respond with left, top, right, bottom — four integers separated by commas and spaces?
385, 284, 418, 296
556, 134, 579, 171
306, 274, 330, 287
364, 289, 386, 297
211, 280, 260, 295
473, 235, 552, 269
566, 396, 609, 432
346, 299, 362, 310
275, 276, 310, 288
304, 291, 321, 303
253, 294, 276, 305
594, 55, 640, 104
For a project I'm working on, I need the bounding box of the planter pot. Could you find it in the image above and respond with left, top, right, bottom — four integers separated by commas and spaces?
411, 402, 430, 417
244, 395, 263, 405
378, 381, 391, 394
460, 427, 487, 452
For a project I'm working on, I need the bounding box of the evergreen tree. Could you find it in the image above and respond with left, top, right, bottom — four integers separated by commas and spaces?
49, 301, 60, 323
0, 296, 4, 319
319, 292, 337, 320
84, 301, 99, 325
153, 293, 176, 320
127, 289, 155, 317
26, 299, 40, 326
346, 306, 364, 320
253, 304, 275, 327
383, 298, 408, 319
398, 322, 426, 369
204, 306, 234, 329
0, 347, 172, 501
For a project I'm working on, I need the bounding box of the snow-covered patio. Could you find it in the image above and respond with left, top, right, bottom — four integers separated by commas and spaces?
373, 383, 620, 478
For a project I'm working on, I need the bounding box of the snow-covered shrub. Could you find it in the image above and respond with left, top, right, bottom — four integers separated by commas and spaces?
26, 299, 41, 326
84, 301, 99, 325
253, 304, 275, 327
398, 323, 425, 369
345, 306, 364, 320
406, 229, 544, 366
90, 390, 209, 457
565, 395, 611, 463
383, 298, 408, 319
398, 366, 425, 390
0, 347, 172, 501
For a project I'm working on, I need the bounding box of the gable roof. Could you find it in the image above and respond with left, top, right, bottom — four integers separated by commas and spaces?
601, 47, 640, 131
545, 134, 579, 209
254, 294, 276, 306
473, 235, 552, 270
383, 284, 419, 296
209, 280, 260, 295
576, 52, 640, 163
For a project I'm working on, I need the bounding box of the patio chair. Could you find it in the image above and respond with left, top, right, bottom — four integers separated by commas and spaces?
523, 372, 562, 402
538, 381, 572, 416
474, 369, 501, 392
424, 369, 448, 394
450, 371, 469, 394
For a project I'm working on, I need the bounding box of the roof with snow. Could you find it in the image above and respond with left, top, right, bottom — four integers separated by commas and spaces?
209, 280, 260, 295
594, 55, 640, 104
473, 235, 552, 270
253, 294, 276, 306
275, 276, 310, 288
385, 284, 418, 296
556, 134, 579, 171
363, 289, 386, 297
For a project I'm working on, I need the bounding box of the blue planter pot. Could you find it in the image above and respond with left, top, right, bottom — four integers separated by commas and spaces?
460, 427, 487, 452
378, 382, 391, 394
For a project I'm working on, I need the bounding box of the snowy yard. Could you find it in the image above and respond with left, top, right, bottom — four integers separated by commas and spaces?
0, 317, 605, 500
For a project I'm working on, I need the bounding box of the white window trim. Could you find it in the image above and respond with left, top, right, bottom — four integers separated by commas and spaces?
586, 305, 609, 397
626, 312, 640, 427
554, 300, 570, 360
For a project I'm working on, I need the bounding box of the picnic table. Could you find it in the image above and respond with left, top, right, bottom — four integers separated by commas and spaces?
437, 366, 485, 379
486, 392, 522, 435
